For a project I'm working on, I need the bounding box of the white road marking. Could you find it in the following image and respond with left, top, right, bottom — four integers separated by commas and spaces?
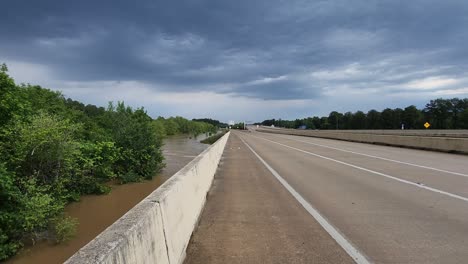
239, 136, 371, 264
249, 134, 468, 203
268, 133, 468, 178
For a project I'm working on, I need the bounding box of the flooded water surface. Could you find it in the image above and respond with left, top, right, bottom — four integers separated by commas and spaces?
7, 134, 209, 264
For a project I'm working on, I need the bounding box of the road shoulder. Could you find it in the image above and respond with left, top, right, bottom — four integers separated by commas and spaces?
184, 132, 353, 264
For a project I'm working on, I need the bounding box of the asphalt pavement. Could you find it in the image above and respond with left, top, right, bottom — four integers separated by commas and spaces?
185, 130, 468, 263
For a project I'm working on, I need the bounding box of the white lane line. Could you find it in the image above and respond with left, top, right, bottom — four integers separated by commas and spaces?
267, 133, 468, 178
249, 134, 468, 203
239, 136, 371, 264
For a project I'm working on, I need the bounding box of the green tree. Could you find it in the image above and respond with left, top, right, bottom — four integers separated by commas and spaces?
74, 141, 120, 194
403, 105, 422, 129
1, 63, 219, 260
303, 117, 315, 129
320, 117, 329, 129
328, 111, 343, 129
0, 65, 29, 127
0, 163, 22, 259
231, 122, 245, 129
366, 110, 381, 129
164, 118, 179, 135
424, 99, 451, 129
393, 108, 404, 129
310, 117, 320, 129
100, 102, 164, 182
341, 112, 353, 129
260, 97, 468, 130
449, 98, 468, 129
380, 108, 394, 129
21, 84, 67, 115
351, 111, 366, 129
3, 112, 81, 186
460, 109, 468, 129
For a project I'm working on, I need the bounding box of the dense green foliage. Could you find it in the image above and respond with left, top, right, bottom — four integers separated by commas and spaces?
261, 98, 468, 129
0, 64, 217, 260
192, 118, 228, 128
200, 131, 227, 145
231, 122, 246, 129
154, 116, 218, 137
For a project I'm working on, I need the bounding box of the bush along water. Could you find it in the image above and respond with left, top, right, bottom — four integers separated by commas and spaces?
0, 64, 218, 260
200, 131, 227, 145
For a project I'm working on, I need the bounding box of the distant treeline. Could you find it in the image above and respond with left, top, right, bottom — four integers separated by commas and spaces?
260, 98, 468, 130
192, 118, 228, 128
231, 122, 246, 129
0, 64, 219, 260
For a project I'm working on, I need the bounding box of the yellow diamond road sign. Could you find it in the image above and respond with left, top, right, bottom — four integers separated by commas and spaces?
424, 122, 431, 129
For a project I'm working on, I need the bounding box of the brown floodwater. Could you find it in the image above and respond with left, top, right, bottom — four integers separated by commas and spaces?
6, 134, 209, 264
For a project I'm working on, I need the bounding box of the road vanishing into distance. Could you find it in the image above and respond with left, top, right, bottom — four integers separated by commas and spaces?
231, 129, 468, 263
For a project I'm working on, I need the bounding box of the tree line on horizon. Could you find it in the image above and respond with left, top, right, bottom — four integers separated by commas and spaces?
0, 64, 219, 260
260, 98, 468, 130
192, 118, 228, 128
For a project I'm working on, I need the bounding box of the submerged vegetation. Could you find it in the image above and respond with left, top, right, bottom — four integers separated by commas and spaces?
0, 64, 218, 260
200, 131, 227, 145
192, 118, 228, 128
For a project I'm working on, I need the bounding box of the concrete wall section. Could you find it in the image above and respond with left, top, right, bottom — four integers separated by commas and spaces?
65, 199, 169, 264
151, 133, 229, 264
65, 132, 230, 264
257, 128, 468, 154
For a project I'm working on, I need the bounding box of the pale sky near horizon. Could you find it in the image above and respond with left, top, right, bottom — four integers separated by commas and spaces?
2, 0, 468, 122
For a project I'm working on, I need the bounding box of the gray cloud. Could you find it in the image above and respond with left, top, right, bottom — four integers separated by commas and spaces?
2, 0, 468, 120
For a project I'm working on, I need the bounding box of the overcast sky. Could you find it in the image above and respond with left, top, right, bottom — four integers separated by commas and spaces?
2, 0, 468, 122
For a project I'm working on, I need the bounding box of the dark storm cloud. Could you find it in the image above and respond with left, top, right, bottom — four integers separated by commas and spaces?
2, 0, 468, 100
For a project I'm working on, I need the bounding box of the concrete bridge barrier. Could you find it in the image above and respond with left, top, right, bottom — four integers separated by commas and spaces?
65, 132, 230, 264
257, 127, 468, 154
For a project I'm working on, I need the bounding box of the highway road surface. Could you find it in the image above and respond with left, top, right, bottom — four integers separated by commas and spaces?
187, 130, 468, 264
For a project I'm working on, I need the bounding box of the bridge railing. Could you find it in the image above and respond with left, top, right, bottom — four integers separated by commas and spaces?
257, 127, 468, 154
65, 132, 231, 264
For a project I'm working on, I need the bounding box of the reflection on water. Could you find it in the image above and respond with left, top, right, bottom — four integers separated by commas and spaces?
7, 134, 209, 264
